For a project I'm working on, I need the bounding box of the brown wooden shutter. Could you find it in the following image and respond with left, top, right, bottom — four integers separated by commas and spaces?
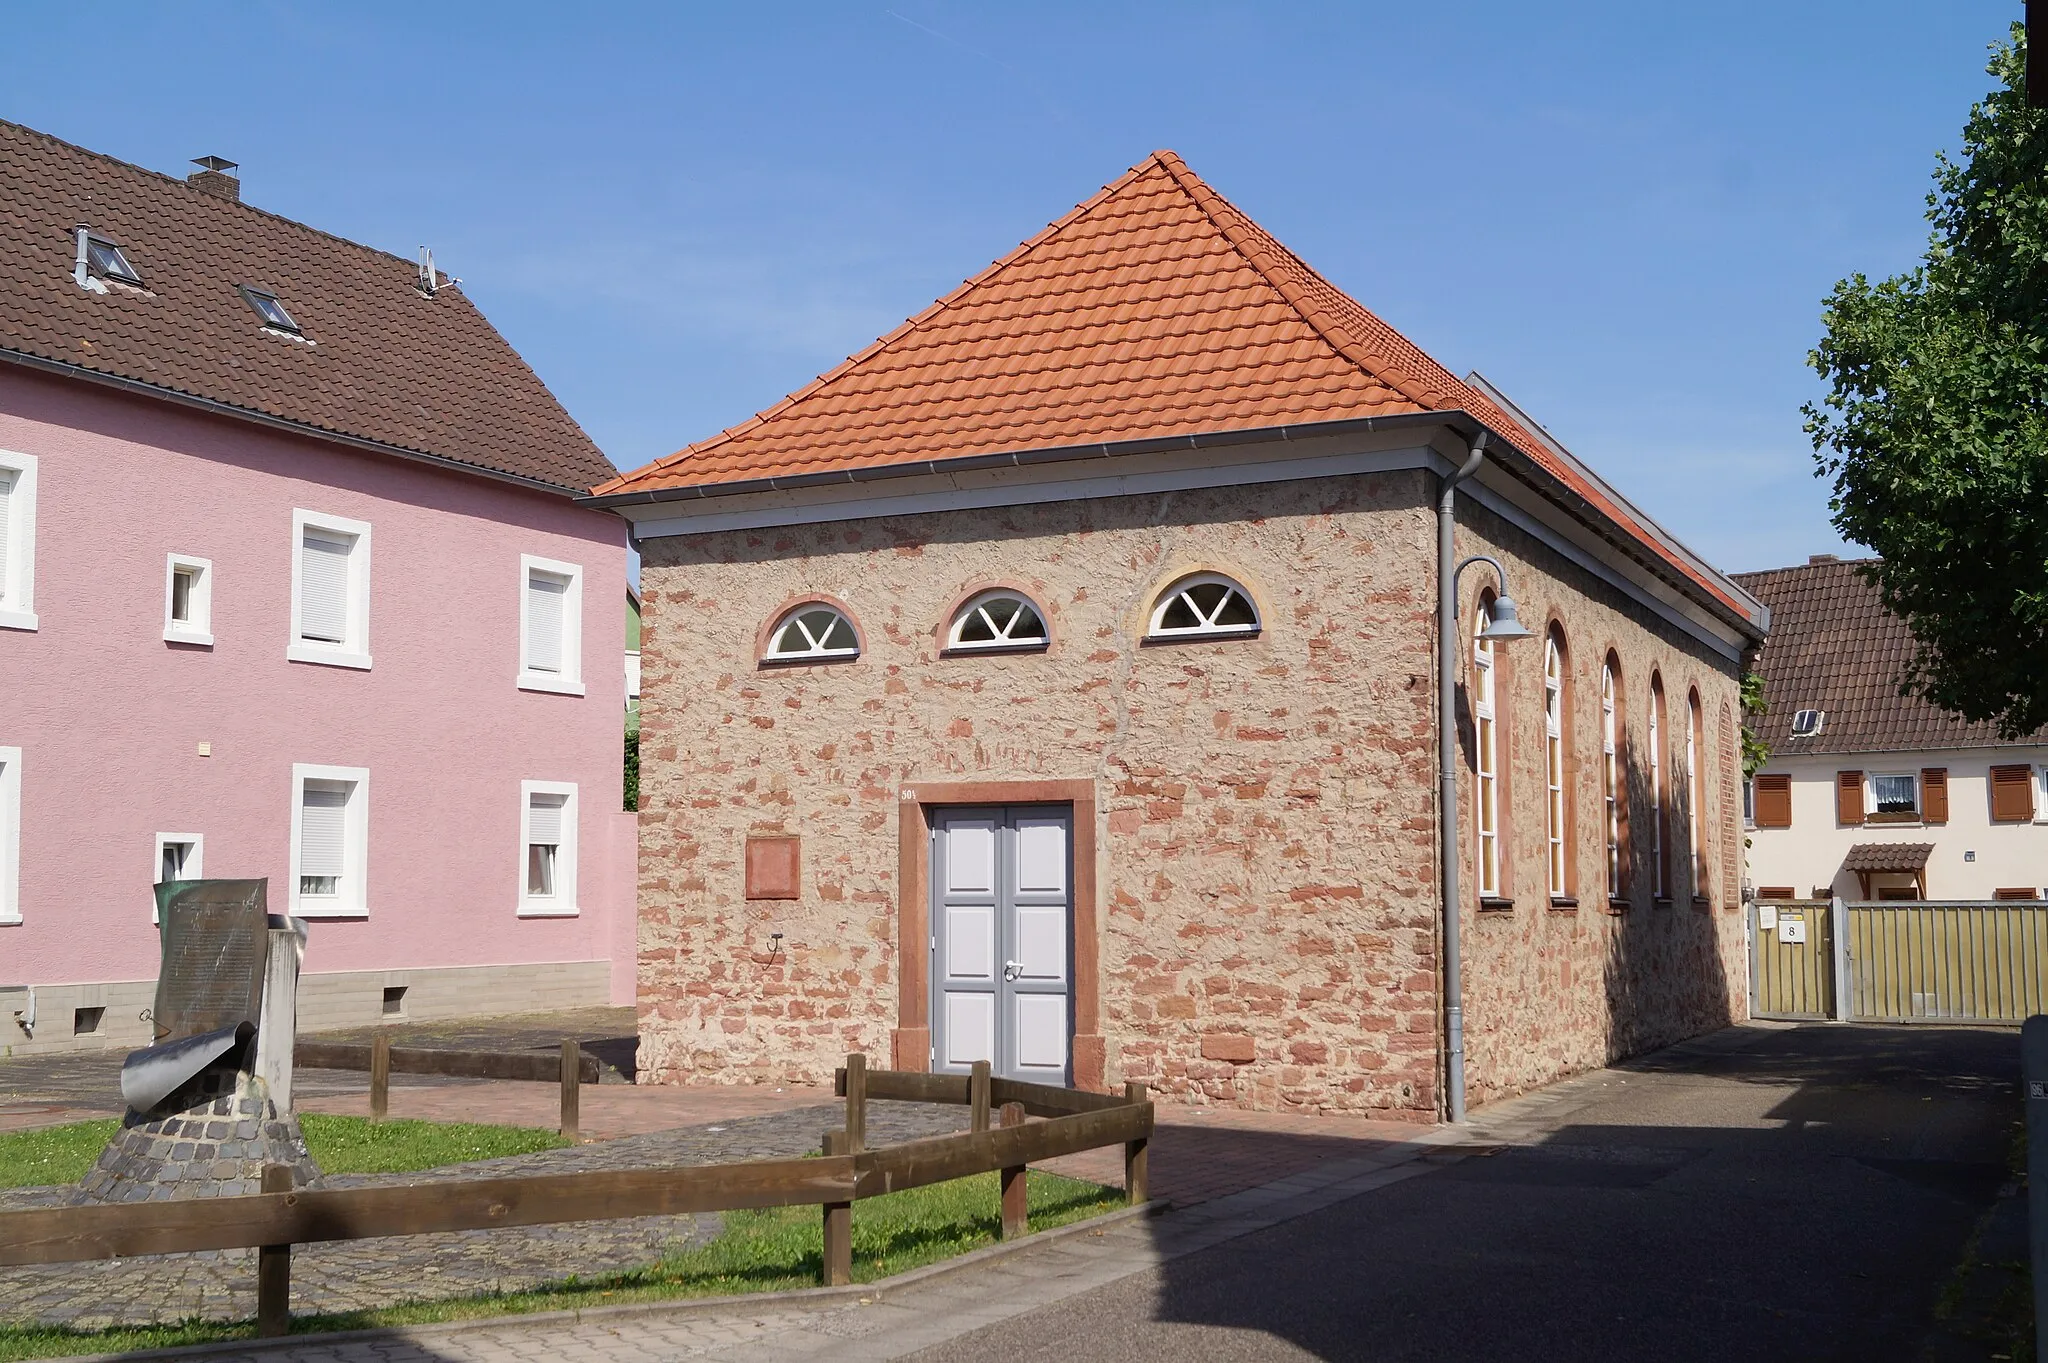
1835, 770, 1865, 825
1994, 887, 2041, 902
1757, 886, 1796, 899
1920, 768, 1948, 823
1754, 774, 1792, 829
1991, 765, 2037, 823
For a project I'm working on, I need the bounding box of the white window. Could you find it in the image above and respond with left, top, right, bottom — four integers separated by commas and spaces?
151, 832, 204, 922
519, 555, 585, 695
945, 590, 1049, 653
1146, 573, 1260, 640
290, 764, 369, 917
519, 780, 579, 916
1473, 603, 1500, 899
1742, 776, 1755, 828
1869, 773, 1920, 819
763, 602, 860, 663
289, 510, 371, 669
1601, 664, 1621, 894
1544, 634, 1566, 898
163, 555, 213, 646
0, 748, 19, 924
0, 451, 39, 632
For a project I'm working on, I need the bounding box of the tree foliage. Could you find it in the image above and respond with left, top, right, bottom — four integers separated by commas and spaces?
1807, 22, 2048, 737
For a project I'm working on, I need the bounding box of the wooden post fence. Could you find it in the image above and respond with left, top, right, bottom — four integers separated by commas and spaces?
559, 1039, 581, 1142
368, 1035, 391, 1121
844, 1051, 867, 1153
998, 1101, 1027, 1240
256, 1163, 293, 1336
1123, 1081, 1149, 1205
969, 1059, 991, 1133
821, 1128, 853, 1286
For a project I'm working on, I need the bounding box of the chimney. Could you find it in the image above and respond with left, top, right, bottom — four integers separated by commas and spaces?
1808, 553, 1839, 565
186, 155, 240, 202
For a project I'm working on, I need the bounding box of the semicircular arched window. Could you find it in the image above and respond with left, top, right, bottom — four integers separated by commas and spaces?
945, 590, 1049, 653
763, 602, 860, 663
1147, 573, 1260, 640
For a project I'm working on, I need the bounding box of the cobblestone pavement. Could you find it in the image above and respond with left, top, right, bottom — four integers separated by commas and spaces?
0, 1100, 966, 1329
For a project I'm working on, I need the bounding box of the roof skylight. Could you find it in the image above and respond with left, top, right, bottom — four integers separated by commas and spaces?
1790, 708, 1825, 737
240, 285, 302, 335
84, 235, 142, 286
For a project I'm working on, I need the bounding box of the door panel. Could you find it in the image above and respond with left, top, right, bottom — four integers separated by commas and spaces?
931, 804, 1073, 1082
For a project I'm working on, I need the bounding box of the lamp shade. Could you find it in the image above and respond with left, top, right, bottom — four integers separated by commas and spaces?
1480, 595, 1536, 642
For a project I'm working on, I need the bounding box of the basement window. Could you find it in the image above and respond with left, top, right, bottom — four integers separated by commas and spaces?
84, 235, 143, 287
241, 285, 302, 335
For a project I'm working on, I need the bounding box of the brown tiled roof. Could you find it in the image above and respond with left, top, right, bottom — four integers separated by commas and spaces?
1731, 557, 2045, 753
1842, 843, 1933, 872
0, 120, 613, 493
595, 151, 1747, 618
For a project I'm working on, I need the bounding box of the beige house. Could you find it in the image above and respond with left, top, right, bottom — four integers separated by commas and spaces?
593, 152, 1768, 1118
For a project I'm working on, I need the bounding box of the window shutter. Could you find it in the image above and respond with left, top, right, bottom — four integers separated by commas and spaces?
525, 573, 567, 673
527, 793, 566, 845
1921, 768, 1949, 824
300, 784, 347, 877
300, 532, 351, 643
1991, 765, 2037, 823
1835, 770, 1864, 825
1995, 887, 2040, 902
1754, 774, 1792, 829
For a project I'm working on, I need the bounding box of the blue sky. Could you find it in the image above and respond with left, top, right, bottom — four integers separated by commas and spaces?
1, 2, 2017, 572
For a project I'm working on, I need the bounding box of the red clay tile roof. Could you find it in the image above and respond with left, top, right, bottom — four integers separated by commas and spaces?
1732, 557, 2046, 753
596, 150, 1747, 619
1842, 843, 1934, 872
0, 120, 613, 493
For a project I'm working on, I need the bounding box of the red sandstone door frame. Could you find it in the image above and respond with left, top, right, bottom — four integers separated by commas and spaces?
896, 780, 1103, 1090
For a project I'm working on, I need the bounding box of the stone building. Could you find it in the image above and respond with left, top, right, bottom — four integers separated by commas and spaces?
593, 152, 1768, 1118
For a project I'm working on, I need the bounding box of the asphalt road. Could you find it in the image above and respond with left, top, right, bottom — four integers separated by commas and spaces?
919, 1024, 2019, 1363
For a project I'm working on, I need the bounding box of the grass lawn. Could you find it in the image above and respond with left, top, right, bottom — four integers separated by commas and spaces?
0, 1114, 566, 1189
0, 1168, 1124, 1361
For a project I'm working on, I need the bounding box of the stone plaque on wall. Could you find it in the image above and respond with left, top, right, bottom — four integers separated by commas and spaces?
151, 879, 270, 1042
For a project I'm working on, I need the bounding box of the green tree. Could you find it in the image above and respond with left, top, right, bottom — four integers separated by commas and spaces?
1808, 22, 2048, 737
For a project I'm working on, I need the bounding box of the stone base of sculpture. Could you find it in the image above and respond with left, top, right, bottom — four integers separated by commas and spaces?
78, 1063, 319, 1205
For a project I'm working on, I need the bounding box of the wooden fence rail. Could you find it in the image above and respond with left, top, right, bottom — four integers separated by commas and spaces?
0, 1055, 1152, 1338
300, 1036, 597, 1137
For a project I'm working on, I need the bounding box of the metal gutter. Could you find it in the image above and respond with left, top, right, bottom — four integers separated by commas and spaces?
0, 346, 593, 500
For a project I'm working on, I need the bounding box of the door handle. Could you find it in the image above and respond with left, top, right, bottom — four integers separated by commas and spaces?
1003, 960, 1023, 981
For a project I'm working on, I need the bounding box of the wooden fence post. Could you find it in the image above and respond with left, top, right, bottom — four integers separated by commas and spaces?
256, 1163, 293, 1337
369, 1034, 390, 1120
969, 1060, 991, 1133
559, 1039, 581, 1143
821, 1128, 853, 1286
998, 1101, 1027, 1240
1123, 1081, 1149, 1205
844, 1052, 867, 1153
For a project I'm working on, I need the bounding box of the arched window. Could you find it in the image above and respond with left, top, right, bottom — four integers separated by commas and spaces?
945, 590, 1048, 653
1650, 673, 1668, 899
1688, 687, 1706, 899
1147, 573, 1260, 640
1543, 628, 1570, 899
762, 601, 860, 663
1473, 597, 1501, 899
1602, 655, 1623, 900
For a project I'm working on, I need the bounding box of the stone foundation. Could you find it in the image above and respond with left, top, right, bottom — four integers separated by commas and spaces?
77, 1070, 320, 1204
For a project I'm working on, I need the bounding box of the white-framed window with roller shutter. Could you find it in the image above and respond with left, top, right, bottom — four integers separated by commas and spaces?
0, 450, 39, 633
288, 510, 372, 670
0, 748, 20, 924
518, 555, 584, 696
290, 763, 369, 917
518, 780, 578, 916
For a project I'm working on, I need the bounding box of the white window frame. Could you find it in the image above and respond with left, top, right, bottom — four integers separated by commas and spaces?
1868, 771, 1921, 820
0, 748, 19, 924
289, 763, 370, 918
163, 554, 214, 646
518, 779, 579, 917
151, 832, 205, 923
944, 590, 1050, 654
1601, 665, 1620, 894
1146, 572, 1261, 640
1544, 635, 1566, 898
1473, 605, 1500, 899
289, 510, 372, 670
763, 602, 862, 664
0, 451, 40, 632
518, 554, 586, 695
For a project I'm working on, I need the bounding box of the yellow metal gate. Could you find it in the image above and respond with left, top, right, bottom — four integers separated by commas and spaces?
1844, 901, 2048, 1023
1750, 900, 1834, 1020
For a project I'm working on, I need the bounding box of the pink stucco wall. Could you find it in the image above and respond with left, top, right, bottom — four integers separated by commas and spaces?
0, 367, 635, 1000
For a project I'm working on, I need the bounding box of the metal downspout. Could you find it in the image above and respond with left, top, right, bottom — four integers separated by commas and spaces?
1438, 433, 1487, 1123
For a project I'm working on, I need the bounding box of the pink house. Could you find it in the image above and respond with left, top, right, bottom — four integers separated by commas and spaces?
0, 122, 634, 1053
